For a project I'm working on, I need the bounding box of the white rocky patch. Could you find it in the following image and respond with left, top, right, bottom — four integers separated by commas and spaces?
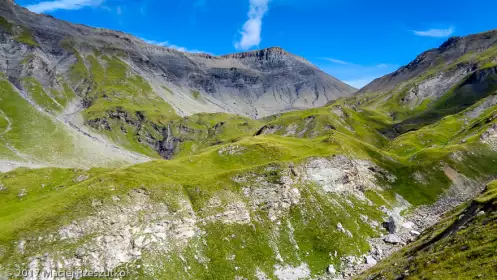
23, 189, 197, 276
218, 145, 246, 156
403, 68, 468, 109
412, 171, 428, 185
17, 189, 27, 198
327, 264, 337, 275
239, 168, 301, 221
204, 200, 251, 224
284, 124, 298, 137
273, 263, 311, 280
337, 223, 353, 238
301, 155, 394, 198
466, 95, 497, 119
255, 268, 270, 280
481, 124, 497, 150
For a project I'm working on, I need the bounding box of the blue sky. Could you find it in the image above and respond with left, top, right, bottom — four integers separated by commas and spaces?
16, 0, 497, 88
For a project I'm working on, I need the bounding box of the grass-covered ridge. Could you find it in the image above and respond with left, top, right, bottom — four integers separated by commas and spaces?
1, 108, 496, 278
1, 25, 497, 279
357, 180, 497, 280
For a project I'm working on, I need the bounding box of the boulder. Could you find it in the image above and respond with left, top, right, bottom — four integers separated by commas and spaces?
327, 264, 336, 274
384, 234, 402, 244
371, 245, 383, 259
410, 230, 421, 236
402, 221, 415, 229
365, 255, 377, 265
382, 215, 397, 234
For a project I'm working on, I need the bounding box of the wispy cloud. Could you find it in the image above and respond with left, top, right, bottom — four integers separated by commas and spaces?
320, 57, 351, 65
413, 27, 454, 38
234, 0, 269, 50
141, 38, 208, 54
26, 0, 104, 13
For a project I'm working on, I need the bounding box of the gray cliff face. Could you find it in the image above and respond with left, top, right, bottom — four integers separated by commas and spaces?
0, 0, 356, 118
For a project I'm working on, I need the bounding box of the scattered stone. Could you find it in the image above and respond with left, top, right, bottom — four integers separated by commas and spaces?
402, 221, 415, 230
327, 264, 336, 274
481, 124, 497, 150
218, 145, 245, 156
289, 163, 298, 176
383, 216, 398, 234
18, 189, 27, 198
75, 174, 89, 183
365, 255, 377, 266
337, 223, 353, 237
371, 245, 383, 259
273, 263, 311, 280
410, 230, 421, 236
0, 184, 6, 191
91, 199, 103, 208
17, 240, 26, 253
477, 210, 485, 216
383, 234, 402, 244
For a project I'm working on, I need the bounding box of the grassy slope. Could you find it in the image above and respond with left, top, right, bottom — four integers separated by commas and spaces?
357, 45, 497, 135
0, 78, 76, 161
0, 23, 497, 279
1, 111, 496, 278
356, 180, 497, 280
2, 54, 497, 278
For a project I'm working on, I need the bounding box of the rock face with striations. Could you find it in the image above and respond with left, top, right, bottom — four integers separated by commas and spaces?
0, 0, 356, 118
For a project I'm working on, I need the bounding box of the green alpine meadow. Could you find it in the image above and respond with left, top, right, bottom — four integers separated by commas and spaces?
0, 0, 497, 279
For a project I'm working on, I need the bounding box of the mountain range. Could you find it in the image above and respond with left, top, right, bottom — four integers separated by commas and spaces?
0, 0, 497, 279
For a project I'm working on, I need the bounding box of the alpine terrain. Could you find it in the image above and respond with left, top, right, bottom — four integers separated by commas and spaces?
0, 0, 497, 279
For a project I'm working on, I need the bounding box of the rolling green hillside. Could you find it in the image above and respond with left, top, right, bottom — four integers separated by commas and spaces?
1, 1, 497, 279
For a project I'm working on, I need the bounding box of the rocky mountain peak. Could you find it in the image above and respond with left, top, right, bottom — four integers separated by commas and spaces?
222, 46, 294, 61
438, 36, 462, 52
360, 28, 497, 94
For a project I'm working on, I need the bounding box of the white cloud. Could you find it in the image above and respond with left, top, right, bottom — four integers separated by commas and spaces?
116, 6, 122, 15
234, 0, 269, 50
320, 57, 352, 65
26, 0, 104, 13
141, 38, 208, 54
413, 27, 454, 38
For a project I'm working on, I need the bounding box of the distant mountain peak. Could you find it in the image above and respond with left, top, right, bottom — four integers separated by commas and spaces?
222, 47, 291, 59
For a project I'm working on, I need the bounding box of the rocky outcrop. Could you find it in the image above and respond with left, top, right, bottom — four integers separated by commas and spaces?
401, 66, 469, 109
481, 123, 497, 150
236, 166, 301, 222
299, 156, 395, 198
20, 189, 197, 276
